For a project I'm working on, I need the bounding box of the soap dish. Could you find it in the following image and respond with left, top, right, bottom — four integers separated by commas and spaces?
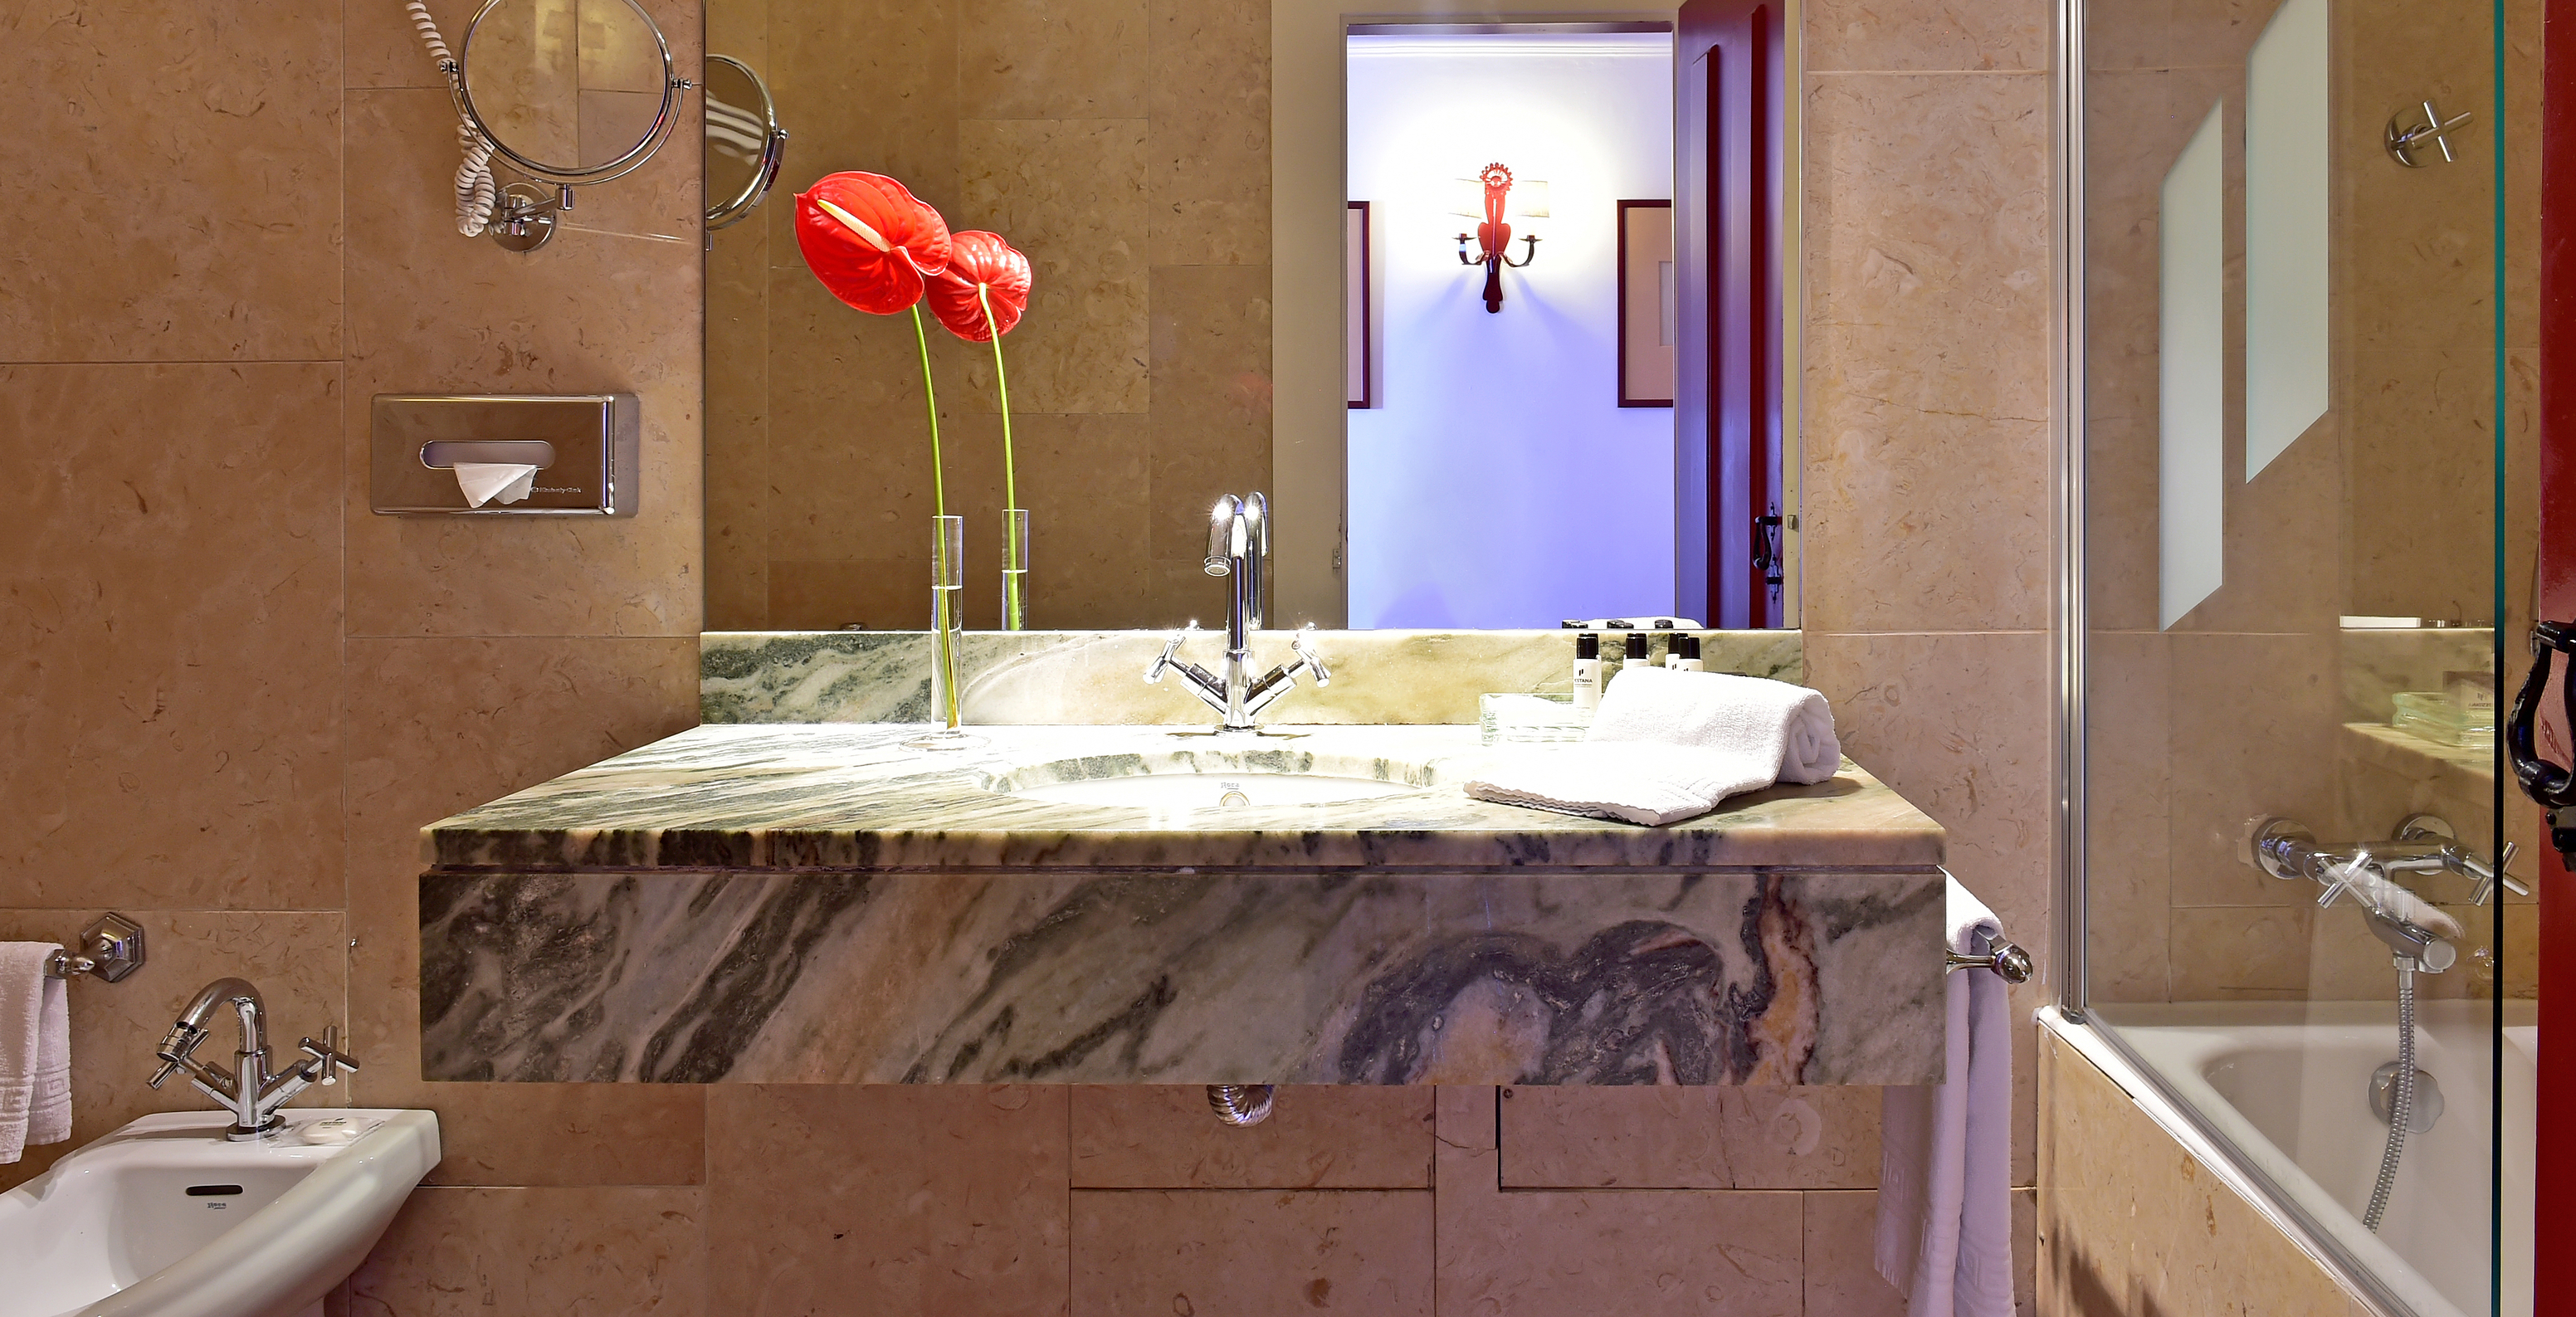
1481, 693, 1592, 745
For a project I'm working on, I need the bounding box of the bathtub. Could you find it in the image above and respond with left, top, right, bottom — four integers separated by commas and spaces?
2095, 1000, 2536, 1317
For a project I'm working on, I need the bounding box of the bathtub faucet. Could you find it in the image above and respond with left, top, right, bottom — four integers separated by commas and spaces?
149, 978, 361, 1140
2246, 817, 2497, 971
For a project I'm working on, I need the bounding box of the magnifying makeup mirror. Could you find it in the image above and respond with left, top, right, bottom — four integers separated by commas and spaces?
702, 56, 787, 231
444, 0, 694, 250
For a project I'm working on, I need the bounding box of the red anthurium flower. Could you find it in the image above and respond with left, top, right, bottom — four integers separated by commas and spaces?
928, 232, 1033, 342
793, 173, 952, 315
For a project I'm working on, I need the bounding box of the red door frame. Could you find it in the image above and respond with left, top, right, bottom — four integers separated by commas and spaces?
2535, 0, 2572, 1308
1675, 0, 1785, 628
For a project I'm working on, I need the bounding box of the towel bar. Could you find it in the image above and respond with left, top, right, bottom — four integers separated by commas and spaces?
1945, 937, 2033, 984
42, 913, 144, 983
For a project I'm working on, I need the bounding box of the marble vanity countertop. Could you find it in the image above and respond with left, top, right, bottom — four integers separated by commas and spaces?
422, 722, 1945, 871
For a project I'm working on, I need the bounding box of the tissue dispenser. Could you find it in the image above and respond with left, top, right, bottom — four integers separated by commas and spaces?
370, 394, 639, 515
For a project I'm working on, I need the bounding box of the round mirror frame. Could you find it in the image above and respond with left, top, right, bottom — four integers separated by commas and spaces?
449, 0, 691, 188
703, 56, 788, 231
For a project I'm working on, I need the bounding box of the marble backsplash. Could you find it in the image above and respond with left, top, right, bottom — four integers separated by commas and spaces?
704, 629, 1804, 724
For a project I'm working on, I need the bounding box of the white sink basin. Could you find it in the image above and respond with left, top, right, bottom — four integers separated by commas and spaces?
1007, 772, 1418, 808
0, 1109, 440, 1317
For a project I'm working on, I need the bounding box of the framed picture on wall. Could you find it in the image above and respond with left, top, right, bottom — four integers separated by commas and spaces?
1347, 201, 1373, 408
1618, 199, 1676, 407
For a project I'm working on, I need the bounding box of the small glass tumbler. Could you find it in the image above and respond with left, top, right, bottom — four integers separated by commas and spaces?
1001, 508, 1030, 632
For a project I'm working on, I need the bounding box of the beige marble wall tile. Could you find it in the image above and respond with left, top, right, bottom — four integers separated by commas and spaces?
0, 909, 349, 1193
348, 1186, 705, 1315
959, 0, 1146, 119
1800, 74, 2052, 633
706, 1085, 1071, 1313
1803, 0, 2049, 72
705, 219, 772, 630
759, 274, 975, 564
342, 636, 705, 1186
1071, 1188, 1433, 1315
2164, 632, 2342, 908
1804, 632, 2052, 944
2038, 1027, 2356, 1316
2082, 632, 2176, 1003
2343, 348, 2502, 623
2166, 905, 2311, 1000
706, 0, 768, 68
1497, 1085, 1880, 1190
1149, 265, 1275, 565
764, 0, 959, 204
1146, 0, 1270, 265
0, 0, 341, 362
954, 119, 1152, 415
764, 559, 921, 631
0, 363, 344, 910
340, 91, 704, 639
1433, 1087, 1803, 1316
1071, 1085, 1432, 1188
1012, 414, 1156, 628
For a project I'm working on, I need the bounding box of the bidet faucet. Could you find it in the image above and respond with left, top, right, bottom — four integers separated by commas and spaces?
149, 977, 360, 1140
1144, 492, 1332, 732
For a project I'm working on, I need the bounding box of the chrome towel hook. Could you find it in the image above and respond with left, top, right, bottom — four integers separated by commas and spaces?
43, 913, 145, 982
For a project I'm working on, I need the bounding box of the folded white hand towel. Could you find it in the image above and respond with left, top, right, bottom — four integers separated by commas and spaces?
1876, 877, 2014, 1317
0, 943, 71, 1164
1462, 667, 1843, 826
1586, 666, 1842, 783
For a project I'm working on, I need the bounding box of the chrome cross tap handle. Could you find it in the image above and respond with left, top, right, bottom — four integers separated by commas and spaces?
149, 978, 362, 1139
1147, 494, 1332, 732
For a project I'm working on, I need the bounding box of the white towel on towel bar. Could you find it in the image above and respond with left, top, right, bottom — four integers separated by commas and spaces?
1461, 667, 1842, 826
0, 943, 71, 1164
1876, 876, 2015, 1317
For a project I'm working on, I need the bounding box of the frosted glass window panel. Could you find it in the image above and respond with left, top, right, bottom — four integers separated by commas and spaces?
2244, 0, 2330, 478
2161, 104, 2227, 631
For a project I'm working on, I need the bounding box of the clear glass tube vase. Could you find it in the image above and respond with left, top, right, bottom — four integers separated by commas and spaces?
906, 515, 978, 750
1002, 508, 1029, 631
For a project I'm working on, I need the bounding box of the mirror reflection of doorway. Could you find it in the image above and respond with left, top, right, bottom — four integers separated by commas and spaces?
1344, 26, 1681, 629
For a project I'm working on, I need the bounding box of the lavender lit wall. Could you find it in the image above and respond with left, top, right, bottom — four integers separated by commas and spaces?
1345, 31, 1677, 629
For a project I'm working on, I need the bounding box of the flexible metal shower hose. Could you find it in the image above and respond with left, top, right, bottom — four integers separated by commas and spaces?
2362, 964, 2417, 1233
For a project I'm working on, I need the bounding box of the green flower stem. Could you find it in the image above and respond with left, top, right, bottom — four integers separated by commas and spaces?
910, 303, 946, 519
978, 284, 1018, 516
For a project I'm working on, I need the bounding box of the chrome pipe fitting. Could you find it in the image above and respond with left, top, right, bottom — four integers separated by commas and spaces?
1207, 1084, 1276, 1127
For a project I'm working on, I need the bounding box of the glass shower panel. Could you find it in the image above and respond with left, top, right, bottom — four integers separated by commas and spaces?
2073, 0, 2528, 1310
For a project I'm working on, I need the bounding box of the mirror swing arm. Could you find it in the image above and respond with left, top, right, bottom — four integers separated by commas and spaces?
442, 0, 695, 251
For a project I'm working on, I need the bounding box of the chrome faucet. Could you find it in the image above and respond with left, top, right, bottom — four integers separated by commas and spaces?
1144, 492, 1332, 732
149, 978, 360, 1140
2247, 816, 2520, 971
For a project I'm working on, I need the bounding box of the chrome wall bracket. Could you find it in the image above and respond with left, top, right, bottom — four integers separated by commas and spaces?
45, 912, 145, 982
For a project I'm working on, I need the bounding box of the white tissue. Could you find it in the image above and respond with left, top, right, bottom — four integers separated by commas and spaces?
454, 462, 539, 508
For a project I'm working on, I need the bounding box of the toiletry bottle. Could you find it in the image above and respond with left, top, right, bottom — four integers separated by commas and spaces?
1624, 631, 1651, 675
1668, 635, 1704, 671
1573, 632, 1603, 711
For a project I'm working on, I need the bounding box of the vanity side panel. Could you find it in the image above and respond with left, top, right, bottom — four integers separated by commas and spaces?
420, 866, 1945, 1086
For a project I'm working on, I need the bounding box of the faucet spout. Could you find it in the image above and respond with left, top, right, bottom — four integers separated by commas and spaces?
1150, 491, 1319, 732
147, 976, 358, 1140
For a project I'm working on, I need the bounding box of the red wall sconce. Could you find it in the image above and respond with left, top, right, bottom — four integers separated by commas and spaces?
1453, 163, 1548, 312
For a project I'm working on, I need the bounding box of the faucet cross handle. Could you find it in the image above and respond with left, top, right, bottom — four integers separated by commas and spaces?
299, 1026, 360, 1086
1145, 627, 1193, 684
2471, 841, 2528, 905
1292, 627, 1331, 686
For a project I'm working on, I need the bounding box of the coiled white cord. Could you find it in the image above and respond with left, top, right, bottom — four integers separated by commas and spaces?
404, 0, 496, 236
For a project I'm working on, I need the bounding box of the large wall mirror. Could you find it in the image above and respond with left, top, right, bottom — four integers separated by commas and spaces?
704, 0, 1800, 632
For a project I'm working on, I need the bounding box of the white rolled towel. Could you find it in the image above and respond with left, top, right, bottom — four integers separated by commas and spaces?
1464, 667, 1843, 826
